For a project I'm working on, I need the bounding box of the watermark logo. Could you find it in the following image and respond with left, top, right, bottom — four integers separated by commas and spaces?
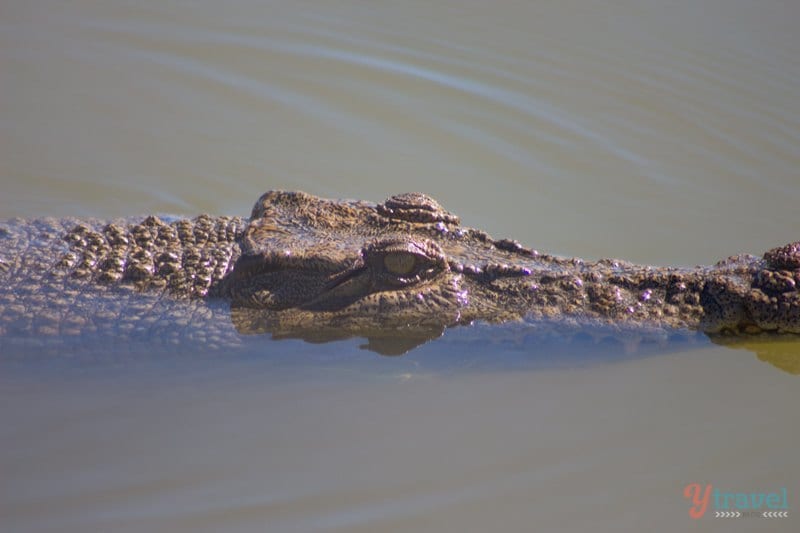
683, 483, 790, 519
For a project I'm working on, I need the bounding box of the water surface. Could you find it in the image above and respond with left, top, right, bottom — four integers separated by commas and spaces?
1, 0, 799, 531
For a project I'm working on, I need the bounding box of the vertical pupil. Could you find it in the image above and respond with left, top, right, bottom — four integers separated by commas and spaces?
384, 253, 417, 275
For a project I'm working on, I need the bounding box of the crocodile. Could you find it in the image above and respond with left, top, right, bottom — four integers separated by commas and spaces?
1, 190, 799, 358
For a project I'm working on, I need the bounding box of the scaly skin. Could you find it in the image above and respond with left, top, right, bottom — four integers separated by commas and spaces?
0, 214, 246, 352
1, 191, 799, 355
227, 191, 800, 339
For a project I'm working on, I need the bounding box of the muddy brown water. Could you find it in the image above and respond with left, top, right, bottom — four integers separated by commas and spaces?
1, 1, 799, 531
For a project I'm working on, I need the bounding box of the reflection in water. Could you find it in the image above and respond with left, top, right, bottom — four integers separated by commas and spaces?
233, 301, 800, 373
712, 336, 800, 375
231, 305, 446, 355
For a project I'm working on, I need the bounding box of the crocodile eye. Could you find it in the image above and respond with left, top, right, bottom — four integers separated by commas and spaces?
362, 239, 448, 287
383, 252, 417, 275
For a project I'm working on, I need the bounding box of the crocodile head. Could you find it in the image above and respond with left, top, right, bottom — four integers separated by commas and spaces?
225, 191, 487, 350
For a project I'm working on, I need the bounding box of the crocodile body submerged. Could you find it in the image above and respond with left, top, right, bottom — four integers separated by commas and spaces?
1, 191, 799, 355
